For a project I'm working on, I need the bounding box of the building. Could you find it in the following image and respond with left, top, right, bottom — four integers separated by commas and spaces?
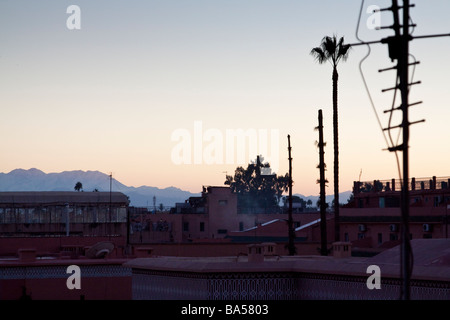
226, 216, 333, 245
0, 252, 131, 300
131, 186, 326, 245
0, 191, 130, 257
124, 239, 450, 300
0, 191, 134, 300
341, 176, 450, 252
0, 191, 129, 235
1, 183, 449, 300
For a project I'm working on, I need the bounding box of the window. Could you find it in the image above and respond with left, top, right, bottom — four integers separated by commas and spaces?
217, 229, 227, 234
358, 199, 364, 208
357, 233, 365, 240
378, 233, 383, 245
344, 233, 349, 242
239, 222, 244, 231
434, 197, 441, 207
390, 233, 399, 241
183, 222, 189, 232
379, 197, 385, 208
294, 221, 301, 228
199, 222, 205, 232
218, 200, 228, 206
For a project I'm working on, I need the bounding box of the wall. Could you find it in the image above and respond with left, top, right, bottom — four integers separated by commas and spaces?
207, 187, 239, 239
0, 234, 128, 258
340, 207, 449, 248
129, 269, 449, 300
0, 261, 131, 300
133, 242, 321, 257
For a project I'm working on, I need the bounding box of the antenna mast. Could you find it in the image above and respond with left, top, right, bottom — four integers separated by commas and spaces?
109, 172, 112, 240
317, 110, 328, 256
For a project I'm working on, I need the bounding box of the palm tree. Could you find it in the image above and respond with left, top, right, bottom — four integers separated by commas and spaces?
310, 35, 350, 241
74, 181, 83, 192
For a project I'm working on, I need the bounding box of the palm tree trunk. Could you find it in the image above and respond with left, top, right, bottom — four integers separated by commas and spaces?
332, 67, 340, 242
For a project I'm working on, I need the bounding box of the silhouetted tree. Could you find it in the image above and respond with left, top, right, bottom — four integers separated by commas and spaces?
225, 155, 289, 212
311, 35, 350, 241
74, 181, 83, 192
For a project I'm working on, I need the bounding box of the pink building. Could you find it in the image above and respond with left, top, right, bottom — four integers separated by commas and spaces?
340, 176, 450, 252
137, 186, 326, 244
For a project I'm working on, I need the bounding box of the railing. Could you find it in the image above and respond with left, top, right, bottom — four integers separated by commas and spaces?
354, 176, 450, 193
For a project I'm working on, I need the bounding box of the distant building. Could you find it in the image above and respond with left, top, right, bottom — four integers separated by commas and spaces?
341, 175, 450, 251
167, 186, 324, 242
128, 186, 327, 245
0, 191, 129, 237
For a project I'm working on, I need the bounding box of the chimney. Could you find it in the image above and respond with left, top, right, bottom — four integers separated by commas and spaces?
135, 246, 154, 258
247, 244, 264, 263
332, 242, 352, 259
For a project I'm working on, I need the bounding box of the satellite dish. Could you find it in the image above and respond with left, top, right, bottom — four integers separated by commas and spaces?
85, 242, 114, 259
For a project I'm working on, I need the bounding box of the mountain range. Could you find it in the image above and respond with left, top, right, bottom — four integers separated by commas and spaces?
0, 168, 352, 207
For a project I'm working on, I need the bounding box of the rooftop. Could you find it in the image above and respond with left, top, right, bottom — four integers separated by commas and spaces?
0, 191, 129, 206
124, 239, 450, 282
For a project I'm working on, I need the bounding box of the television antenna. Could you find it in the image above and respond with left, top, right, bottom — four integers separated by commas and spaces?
348, 0, 450, 300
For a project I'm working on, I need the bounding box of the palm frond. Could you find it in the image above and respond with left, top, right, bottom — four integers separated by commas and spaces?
311, 34, 351, 69
322, 36, 337, 59
310, 47, 326, 64
338, 44, 351, 62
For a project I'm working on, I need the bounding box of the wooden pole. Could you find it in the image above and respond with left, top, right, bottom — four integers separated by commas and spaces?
287, 135, 295, 255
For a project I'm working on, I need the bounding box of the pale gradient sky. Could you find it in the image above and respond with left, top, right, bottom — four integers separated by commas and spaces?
0, 1, 449, 197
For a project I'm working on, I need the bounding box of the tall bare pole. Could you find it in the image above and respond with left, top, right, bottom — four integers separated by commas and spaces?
109, 173, 112, 240
317, 110, 328, 256
287, 135, 295, 255
399, 0, 411, 301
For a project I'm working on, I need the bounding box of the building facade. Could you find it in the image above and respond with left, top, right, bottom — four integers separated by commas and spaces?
341, 176, 450, 250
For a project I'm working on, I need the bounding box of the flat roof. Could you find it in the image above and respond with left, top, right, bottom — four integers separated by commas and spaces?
0, 191, 129, 206
124, 239, 450, 282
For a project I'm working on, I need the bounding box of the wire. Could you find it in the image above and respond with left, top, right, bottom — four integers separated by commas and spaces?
355, 1, 390, 148
355, 0, 402, 184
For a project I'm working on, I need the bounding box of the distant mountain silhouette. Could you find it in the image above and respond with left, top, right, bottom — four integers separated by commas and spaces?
290, 191, 353, 208
0, 168, 200, 207
0, 168, 352, 208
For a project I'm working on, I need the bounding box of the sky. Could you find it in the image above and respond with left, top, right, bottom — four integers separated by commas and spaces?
1, 0, 449, 197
